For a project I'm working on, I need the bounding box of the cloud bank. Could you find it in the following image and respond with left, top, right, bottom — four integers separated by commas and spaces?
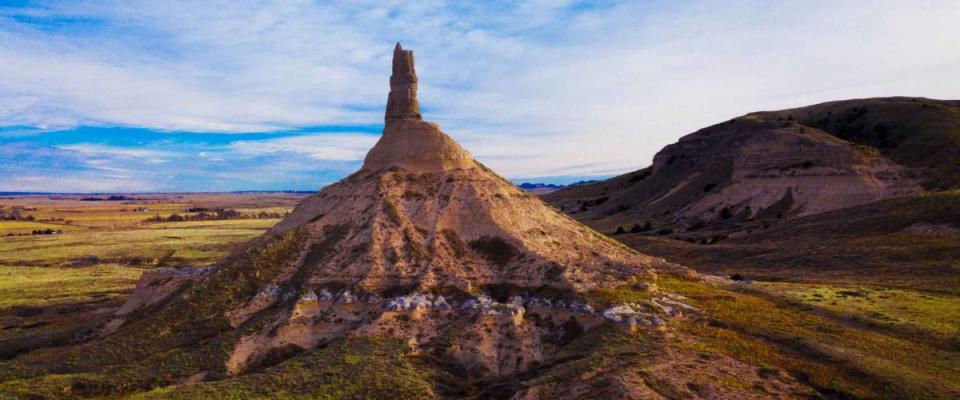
1, 0, 958, 191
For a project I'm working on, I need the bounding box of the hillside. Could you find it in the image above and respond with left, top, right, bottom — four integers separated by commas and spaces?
619, 190, 960, 294
758, 97, 960, 191
544, 97, 959, 237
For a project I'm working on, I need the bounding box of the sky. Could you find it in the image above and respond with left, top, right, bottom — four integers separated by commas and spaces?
1, 0, 958, 192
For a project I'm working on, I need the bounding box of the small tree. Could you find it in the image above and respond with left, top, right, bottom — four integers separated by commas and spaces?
631, 221, 653, 233
720, 207, 733, 220
614, 226, 626, 235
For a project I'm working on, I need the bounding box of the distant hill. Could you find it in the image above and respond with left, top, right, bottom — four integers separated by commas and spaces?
516, 182, 565, 194
544, 97, 959, 237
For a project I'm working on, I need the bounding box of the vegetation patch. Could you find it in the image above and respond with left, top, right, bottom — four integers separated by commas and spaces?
468, 236, 517, 267
658, 274, 960, 399
128, 337, 437, 399
440, 229, 466, 258
383, 199, 403, 226
583, 283, 656, 310
404, 228, 430, 261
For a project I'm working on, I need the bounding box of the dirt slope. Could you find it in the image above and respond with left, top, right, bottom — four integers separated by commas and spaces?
759, 97, 960, 191
544, 103, 936, 236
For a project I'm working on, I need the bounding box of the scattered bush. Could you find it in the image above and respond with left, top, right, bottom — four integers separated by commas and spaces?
440, 229, 466, 258
30, 229, 63, 235
720, 207, 733, 220
469, 236, 518, 267
627, 170, 652, 184
144, 208, 283, 223
630, 222, 652, 233
581, 196, 609, 207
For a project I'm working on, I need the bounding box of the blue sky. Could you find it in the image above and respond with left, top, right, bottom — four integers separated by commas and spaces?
1, 1, 958, 192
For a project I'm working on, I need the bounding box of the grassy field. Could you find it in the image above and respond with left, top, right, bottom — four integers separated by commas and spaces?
0, 193, 303, 310
1, 191, 958, 398
658, 275, 960, 399
0, 265, 144, 309
0, 219, 278, 268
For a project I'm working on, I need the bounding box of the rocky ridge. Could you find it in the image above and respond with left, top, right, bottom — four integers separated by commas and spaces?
545, 106, 926, 237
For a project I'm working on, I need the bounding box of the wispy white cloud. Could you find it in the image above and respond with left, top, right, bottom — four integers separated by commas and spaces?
229, 133, 379, 161
5, 174, 160, 193
58, 143, 172, 162
0, 139, 363, 192
0, 0, 958, 189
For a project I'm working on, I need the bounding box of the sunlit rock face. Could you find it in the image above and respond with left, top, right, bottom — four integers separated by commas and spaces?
212, 43, 678, 374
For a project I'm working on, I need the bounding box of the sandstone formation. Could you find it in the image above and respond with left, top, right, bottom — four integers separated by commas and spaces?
216, 45, 678, 373
385, 43, 421, 121
545, 105, 928, 237
364, 43, 473, 171
57, 44, 684, 388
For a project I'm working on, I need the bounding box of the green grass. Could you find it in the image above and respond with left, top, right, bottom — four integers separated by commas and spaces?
0, 220, 88, 234
0, 264, 143, 308
582, 282, 657, 310
658, 275, 960, 399
0, 228, 310, 394
124, 338, 435, 400
760, 282, 960, 336
0, 219, 277, 268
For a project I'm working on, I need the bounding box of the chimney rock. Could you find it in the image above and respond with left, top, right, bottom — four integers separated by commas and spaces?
385, 43, 421, 121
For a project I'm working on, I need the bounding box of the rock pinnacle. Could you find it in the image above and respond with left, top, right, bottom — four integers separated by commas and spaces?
363, 43, 473, 172
385, 42, 421, 121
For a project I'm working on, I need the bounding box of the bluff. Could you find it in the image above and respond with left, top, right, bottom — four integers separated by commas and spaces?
543, 98, 960, 238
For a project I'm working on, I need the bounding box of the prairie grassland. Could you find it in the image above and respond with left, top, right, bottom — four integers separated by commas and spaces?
660, 275, 960, 399
0, 220, 88, 234
0, 218, 277, 267
759, 282, 960, 336
0, 264, 143, 309
0, 193, 303, 309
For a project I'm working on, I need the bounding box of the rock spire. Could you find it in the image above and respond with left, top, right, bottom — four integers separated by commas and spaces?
363, 43, 474, 172
385, 42, 421, 121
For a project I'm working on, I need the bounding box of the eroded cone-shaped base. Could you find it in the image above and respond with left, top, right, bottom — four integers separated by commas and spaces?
363, 119, 475, 172
220, 158, 669, 374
